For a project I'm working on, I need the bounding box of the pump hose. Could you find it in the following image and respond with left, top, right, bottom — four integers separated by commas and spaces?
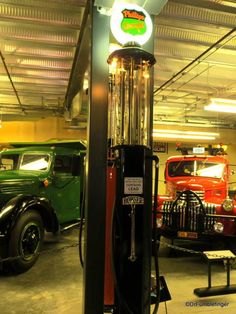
152, 156, 160, 314
78, 195, 85, 268
78, 159, 87, 268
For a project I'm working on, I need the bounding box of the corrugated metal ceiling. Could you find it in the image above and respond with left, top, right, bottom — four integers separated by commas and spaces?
154, 0, 236, 129
0, 0, 236, 131
0, 0, 86, 120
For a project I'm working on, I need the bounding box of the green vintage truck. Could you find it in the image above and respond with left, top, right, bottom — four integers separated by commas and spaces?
0, 140, 86, 273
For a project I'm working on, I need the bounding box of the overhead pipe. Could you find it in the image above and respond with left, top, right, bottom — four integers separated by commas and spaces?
0, 50, 23, 108
154, 26, 236, 95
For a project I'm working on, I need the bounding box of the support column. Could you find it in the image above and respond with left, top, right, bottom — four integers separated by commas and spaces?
82, 5, 109, 314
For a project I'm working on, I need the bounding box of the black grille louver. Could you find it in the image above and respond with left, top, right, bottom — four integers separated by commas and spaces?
176, 190, 204, 201
162, 190, 216, 233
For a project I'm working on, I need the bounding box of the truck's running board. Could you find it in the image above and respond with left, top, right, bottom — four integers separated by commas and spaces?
60, 220, 84, 232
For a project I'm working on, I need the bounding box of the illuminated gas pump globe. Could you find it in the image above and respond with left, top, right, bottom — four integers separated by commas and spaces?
110, 2, 153, 46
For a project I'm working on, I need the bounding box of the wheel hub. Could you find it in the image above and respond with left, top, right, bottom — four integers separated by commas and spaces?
21, 223, 41, 259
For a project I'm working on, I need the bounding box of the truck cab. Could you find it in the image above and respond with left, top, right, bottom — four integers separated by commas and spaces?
0, 140, 86, 273
157, 146, 236, 244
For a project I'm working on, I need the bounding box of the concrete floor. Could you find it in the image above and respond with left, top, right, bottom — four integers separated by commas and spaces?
157, 242, 236, 314
0, 230, 236, 314
0, 229, 83, 314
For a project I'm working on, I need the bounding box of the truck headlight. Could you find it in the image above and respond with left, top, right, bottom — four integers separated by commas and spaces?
213, 222, 224, 233
156, 218, 163, 228
222, 199, 233, 212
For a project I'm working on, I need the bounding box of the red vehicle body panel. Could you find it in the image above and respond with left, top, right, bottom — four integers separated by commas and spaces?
158, 154, 236, 238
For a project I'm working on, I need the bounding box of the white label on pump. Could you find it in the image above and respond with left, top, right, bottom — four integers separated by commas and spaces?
124, 177, 143, 194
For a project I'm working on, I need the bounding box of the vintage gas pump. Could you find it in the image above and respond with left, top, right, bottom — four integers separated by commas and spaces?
105, 3, 157, 314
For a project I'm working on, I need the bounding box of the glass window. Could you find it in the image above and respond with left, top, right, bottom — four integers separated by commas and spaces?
20, 154, 50, 171
168, 160, 193, 177
168, 160, 225, 179
54, 155, 72, 174
196, 161, 225, 178
0, 154, 20, 170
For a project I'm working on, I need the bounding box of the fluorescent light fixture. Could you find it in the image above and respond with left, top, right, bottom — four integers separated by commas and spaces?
205, 98, 236, 113
155, 120, 215, 128
153, 129, 219, 140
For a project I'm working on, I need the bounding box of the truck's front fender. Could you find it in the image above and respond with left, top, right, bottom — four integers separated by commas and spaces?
157, 195, 173, 208
0, 194, 59, 238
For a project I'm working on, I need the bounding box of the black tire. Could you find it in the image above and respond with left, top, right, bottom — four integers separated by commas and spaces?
8, 210, 44, 274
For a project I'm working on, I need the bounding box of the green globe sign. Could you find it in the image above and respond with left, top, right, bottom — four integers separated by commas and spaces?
121, 9, 147, 36
110, 3, 153, 46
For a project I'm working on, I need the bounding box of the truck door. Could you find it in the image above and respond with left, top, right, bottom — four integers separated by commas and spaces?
48, 154, 82, 224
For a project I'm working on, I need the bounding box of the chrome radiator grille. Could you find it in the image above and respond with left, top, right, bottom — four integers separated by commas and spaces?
162, 191, 216, 232
176, 190, 204, 201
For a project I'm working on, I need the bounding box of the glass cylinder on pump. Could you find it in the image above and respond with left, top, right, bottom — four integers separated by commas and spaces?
108, 46, 155, 148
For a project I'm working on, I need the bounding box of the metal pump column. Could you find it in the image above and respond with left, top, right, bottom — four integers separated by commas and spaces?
106, 3, 156, 313
107, 7, 156, 311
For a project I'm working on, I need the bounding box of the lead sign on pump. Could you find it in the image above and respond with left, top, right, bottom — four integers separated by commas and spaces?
124, 177, 143, 195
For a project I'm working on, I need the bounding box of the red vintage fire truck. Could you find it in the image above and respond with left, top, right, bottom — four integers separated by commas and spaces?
157, 145, 236, 246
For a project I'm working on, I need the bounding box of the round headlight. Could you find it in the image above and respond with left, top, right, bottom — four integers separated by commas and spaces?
222, 199, 234, 212
213, 222, 224, 233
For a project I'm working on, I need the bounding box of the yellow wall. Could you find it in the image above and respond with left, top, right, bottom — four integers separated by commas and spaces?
0, 121, 35, 142
0, 117, 87, 143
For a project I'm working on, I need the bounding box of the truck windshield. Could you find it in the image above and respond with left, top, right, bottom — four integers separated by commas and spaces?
19, 154, 50, 171
168, 160, 225, 178
0, 154, 20, 170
